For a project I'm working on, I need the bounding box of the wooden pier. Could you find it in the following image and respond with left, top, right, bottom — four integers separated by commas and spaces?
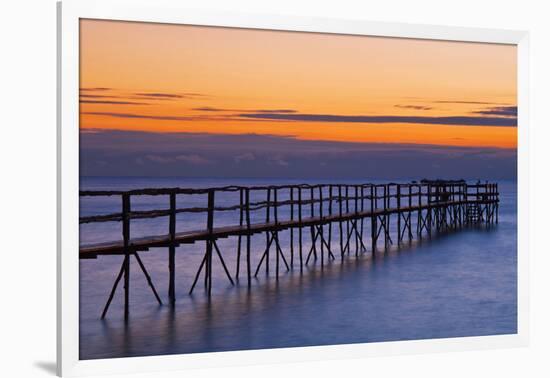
79, 180, 499, 319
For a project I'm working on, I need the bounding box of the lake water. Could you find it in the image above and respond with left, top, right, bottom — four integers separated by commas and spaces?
79, 177, 517, 360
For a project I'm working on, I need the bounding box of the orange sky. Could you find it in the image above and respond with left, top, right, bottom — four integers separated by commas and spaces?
79, 19, 517, 149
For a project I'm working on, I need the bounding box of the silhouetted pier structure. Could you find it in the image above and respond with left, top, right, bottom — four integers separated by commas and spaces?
79, 180, 499, 319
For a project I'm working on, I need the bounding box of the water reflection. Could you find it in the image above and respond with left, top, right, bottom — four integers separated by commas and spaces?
81, 223, 514, 360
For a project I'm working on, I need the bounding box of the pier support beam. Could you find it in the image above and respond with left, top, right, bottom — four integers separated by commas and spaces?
101, 252, 162, 319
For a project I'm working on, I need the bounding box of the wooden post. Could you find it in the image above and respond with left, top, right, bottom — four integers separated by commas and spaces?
310, 186, 317, 260
371, 185, 376, 255
328, 185, 333, 256
290, 186, 294, 268
236, 188, 243, 279
453, 184, 458, 227
491, 183, 495, 224
417, 184, 422, 235
455, 184, 459, 226
298, 187, 303, 271
345, 185, 350, 254
265, 188, 271, 274
408, 185, 413, 239
458, 183, 461, 225
274, 188, 280, 278
206, 190, 215, 296
122, 193, 131, 321
168, 192, 176, 304
353, 185, 358, 255
339, 185, 344, 259
491, 184, 494, 223
319, 186, 324, 266
495, 183, 499, 224
459, 184, 463, 226
481, 181, 489, 224
360, 185, 365, 251
487, 184, 495, 223
397, 185, 401, 243
463, 182, 468, 224
427, 184, 432, 236
476, 183, 480, 223
383, 184, 389, 248
245, 188, 251, 287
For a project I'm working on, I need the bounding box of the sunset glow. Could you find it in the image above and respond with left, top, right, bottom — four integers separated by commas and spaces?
79, 19, 517, 179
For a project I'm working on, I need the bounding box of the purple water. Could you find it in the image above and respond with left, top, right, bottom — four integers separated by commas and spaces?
79, 177, 517, 360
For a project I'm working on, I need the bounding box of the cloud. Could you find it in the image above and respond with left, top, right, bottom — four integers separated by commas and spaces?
83, 112, 197, 121
145, 155, 174, 163
432, 100, 511, 105
270, 155, 290, 167
133, 92, 207, 100
84, 108, 517, 127
474, 106, 517, 117
80, 129, 517, 180
79, 94, 118, 99
394, 105, 433, 111
83, 111, 285, 123
255, 109, 297, 114
192, 107, 297, 114
134, 153, 213, 165
238, 112, 517, 127
144, 154, 210, 165
80, 87, 112, 91
134, 92, 187, 99
175, 154, 211, 165
78, 88, 209, 105
80, 100, 150, 105
193, 106, 226, 112
234, 152, 256, 163
180, 92, 208, 97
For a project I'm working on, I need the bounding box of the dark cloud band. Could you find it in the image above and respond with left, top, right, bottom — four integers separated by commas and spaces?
84, 112, 196, 121
192, 107, 297, 113
80, 100, 150, 105
238, 112, 517, 127
84, 110, 517, 127
394, 105, 433, 111
432, 100, 511, 105
473, 106, 517, 117
79, 129, 517, 180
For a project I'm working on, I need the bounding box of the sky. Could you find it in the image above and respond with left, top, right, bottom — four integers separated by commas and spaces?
79, 19, 517, 180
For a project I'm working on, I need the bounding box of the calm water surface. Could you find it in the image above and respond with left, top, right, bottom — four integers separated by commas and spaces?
79, 177, 517, 360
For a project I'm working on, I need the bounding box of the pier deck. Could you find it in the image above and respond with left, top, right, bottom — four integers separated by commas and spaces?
80, 199, 494, 258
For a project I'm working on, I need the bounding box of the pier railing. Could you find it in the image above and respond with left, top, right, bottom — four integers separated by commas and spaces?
79, 180, 499, 319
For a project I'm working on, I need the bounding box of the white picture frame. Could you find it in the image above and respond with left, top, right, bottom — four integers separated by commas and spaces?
57, 0, 530, 376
